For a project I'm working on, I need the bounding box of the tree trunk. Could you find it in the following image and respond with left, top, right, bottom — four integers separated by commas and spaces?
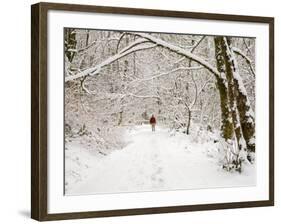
220, 37, 247, 152
214, 36, 254, 170
214, 37, 248, 171
224, 38, 255, 153
118, 110, 123, 126
64, 28, 77, 63
186, 107, 191, 135
214, 37, 234, 141
85, 30, 89, 47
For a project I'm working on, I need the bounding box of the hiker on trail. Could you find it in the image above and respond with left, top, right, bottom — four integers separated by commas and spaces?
150, 115, 156, 132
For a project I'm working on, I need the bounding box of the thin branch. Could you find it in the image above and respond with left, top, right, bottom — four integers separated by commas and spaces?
173, 36, 206, 65
116, 32, 128, 53
232, 47, 255, 77
77, 40, 96, 53
191, 36, 206, 53
130, 66, 203, 84
187, 36, 206, 108
127, 32, 220, 78
243, 39, 252, 55
118, 39, 151, 54
75, 38, 121, 54
197, 77, 213, 97
190, 73, 198, 107
125, 93, 160, 99
65, 33, 218, 83
65, 41, 157, 82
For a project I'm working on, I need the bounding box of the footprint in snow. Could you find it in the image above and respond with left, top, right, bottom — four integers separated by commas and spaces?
151, 166, 164, 186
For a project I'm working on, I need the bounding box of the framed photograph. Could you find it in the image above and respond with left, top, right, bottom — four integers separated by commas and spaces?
31, 2, 274, 221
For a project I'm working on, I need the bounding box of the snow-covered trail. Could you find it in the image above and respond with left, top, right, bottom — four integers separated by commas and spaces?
67, 125, 255, 195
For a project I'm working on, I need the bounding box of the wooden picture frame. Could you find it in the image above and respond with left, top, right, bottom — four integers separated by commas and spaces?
31, 2, 274, 221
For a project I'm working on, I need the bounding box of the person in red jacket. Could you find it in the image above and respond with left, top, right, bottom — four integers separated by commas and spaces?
150, 115, 156, 132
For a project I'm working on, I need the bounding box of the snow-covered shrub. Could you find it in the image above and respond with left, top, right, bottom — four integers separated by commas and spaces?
216, 136, 251, 173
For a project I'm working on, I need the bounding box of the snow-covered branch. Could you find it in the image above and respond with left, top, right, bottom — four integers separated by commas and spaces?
66, 32, 219, 82
125, 93, 160, 99
173, 36, 206, 65
232, 47, 255, 77
128, 32, 219, 78
118, 38, 151, 54
65, 41, 157, 82
130, 66, 203, 85
191, 36, 206, 53
77, 40, 97, 53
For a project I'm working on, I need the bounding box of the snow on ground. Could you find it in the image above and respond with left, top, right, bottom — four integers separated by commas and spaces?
65, 125, 256, 195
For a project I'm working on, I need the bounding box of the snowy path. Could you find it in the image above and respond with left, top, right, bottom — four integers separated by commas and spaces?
67, 125, 255, 195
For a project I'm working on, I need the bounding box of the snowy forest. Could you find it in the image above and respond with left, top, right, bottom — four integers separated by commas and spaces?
64, 28, 256, 195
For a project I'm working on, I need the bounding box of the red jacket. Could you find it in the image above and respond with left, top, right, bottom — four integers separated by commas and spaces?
150, 117, 156, 124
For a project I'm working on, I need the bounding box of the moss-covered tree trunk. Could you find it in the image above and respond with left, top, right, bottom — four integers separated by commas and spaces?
214, 37, 250, 170
64, 28, 77, 63
214, 38, 234, 141
224, 38, 255, 153
218, 37, 247, 151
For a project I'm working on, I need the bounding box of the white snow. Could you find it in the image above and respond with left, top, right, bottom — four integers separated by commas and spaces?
65, 125, 256, 195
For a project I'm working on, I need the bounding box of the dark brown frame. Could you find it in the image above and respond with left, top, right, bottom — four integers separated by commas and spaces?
31, 2, 274, 221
